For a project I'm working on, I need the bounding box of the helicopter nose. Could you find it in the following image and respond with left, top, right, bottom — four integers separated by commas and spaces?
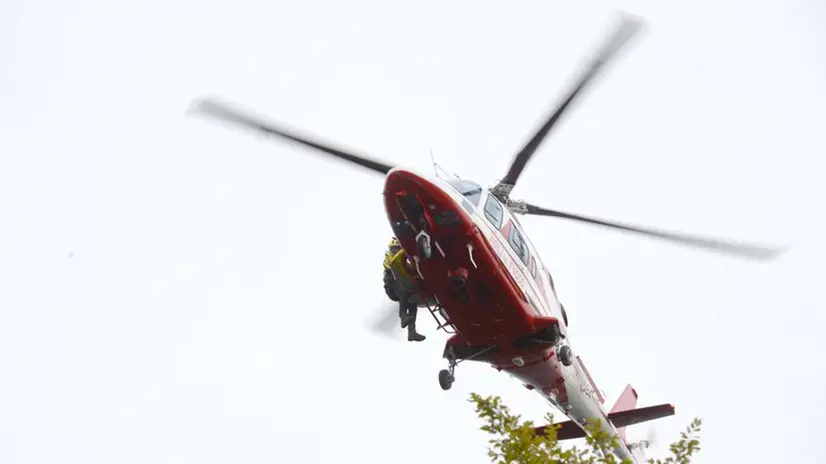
383, 168, 441, 207
383, 168, 469, 236
384, 167, 433, 192
384, 168, 464, 209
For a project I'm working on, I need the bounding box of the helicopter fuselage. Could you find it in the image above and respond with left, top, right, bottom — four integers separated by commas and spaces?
383, 167, 637, 461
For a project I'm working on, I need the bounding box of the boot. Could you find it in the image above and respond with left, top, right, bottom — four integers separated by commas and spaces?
407, 322, 426, 342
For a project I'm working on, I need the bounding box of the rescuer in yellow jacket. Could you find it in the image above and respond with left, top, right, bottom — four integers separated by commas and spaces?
383, 238, 426, 342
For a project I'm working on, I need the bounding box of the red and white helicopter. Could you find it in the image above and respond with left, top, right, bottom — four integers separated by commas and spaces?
189, 14, 783, 462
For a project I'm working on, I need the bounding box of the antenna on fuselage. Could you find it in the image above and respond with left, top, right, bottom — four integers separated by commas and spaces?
429, 148, 460, 180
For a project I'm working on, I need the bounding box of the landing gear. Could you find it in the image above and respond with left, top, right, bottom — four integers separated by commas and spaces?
439, 346, 458, 391
416, 231, 433, 259
438, 367, 455, 391
437, 344, 496, 391
557, 344, 573, 367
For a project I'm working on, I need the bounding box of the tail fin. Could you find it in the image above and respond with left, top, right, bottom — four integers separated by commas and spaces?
610, 384, 639, 443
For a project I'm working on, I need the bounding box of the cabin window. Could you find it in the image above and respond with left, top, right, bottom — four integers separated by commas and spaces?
508, 224, 530, 265
446, 179, 483, 207
529, 257, 537, 278
482, 194, 504, 229
547, 271, 556, 292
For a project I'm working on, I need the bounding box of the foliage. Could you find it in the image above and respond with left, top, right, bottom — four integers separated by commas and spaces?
470, 393, 702, 464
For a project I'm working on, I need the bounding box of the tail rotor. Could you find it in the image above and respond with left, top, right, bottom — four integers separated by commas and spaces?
628, 426, 659, 459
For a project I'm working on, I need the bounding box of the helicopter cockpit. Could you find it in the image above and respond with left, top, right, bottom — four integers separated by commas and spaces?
445, 179, 484, 207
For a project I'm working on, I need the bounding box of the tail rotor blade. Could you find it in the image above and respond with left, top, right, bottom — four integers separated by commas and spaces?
647, 427, 658, 447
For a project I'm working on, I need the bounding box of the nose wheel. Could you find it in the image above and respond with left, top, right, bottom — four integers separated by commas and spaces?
438, 368, 455, 391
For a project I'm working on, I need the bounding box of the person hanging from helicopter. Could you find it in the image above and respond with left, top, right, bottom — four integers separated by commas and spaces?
383, 238, 426, 342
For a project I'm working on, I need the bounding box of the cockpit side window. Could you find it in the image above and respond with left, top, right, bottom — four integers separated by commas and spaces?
508, 224, 530, 266
482, 193, 504, 229
446, 179, 483, 206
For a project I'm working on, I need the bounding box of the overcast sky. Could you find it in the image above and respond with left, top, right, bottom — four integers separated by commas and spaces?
2, 0, 824, 463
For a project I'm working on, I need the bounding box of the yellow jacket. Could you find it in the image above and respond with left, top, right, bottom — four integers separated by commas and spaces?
384, 239, 417, 291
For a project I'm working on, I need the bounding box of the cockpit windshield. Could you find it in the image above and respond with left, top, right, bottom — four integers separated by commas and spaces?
446, 179, 483, 206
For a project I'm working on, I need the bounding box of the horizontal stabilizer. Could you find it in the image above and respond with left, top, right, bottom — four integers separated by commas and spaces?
533, 403, 675, 441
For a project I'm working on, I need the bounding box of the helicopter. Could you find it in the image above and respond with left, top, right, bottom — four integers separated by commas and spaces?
187, 13, 783, 462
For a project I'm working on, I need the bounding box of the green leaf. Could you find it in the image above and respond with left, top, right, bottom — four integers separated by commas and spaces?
469, 393, 702, 464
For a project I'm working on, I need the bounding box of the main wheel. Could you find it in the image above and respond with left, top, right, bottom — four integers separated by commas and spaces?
416, 233, 433, 259
557, 345, 573, 367
438, 369, 454, 390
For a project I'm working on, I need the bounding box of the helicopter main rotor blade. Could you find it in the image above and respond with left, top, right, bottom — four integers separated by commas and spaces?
493, 13, 644, 199
522, 203, 785, 260
189, 97, 396, 175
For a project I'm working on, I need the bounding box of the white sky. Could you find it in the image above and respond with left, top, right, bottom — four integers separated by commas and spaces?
2, 0, 824, 463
